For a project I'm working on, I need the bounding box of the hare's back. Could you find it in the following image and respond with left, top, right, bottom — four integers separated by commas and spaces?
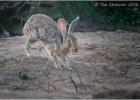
23, 14, 62, 42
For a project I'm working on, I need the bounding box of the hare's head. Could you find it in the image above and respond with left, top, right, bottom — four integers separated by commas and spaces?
57, 16, 79, 52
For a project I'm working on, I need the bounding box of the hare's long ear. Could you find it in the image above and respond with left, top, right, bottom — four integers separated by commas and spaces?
68, 16, 79, 34
57, 18, 67, 41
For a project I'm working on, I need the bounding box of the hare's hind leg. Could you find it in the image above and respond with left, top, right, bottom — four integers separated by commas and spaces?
25, 39, 31, 57
38, 41, 49, 58
25, 38, 37, 57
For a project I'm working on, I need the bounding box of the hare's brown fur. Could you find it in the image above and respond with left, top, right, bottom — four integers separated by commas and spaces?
23, 14, 79, 70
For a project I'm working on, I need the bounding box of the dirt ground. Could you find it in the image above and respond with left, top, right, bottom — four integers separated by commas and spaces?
0, 31, 140, 99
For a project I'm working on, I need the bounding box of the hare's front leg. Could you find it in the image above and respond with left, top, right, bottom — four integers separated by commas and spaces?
44, 45, 62, 69
61, 56, 73, 70
52, 55, 62, 69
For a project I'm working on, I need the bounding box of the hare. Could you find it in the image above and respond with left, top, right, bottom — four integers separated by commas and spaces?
23, 14, 79, 70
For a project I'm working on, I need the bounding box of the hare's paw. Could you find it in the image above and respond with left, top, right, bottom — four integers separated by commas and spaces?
26, 53, 30, 57
67, 66, 73, 71
54, 63, 63, 70
40, 52, 48, 58
25, 48, 30, 57
60, 65, 63, 70
63, 64, 73, 71
65, 62, 73, 70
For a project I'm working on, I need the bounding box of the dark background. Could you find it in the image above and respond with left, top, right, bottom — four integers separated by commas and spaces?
0, 1, 140, 37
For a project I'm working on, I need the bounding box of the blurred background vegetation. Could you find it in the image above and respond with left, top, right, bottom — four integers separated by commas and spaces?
0, 1, 140, 37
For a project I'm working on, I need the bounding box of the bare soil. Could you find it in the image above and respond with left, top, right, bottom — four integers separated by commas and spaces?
0, 31, 140, 99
